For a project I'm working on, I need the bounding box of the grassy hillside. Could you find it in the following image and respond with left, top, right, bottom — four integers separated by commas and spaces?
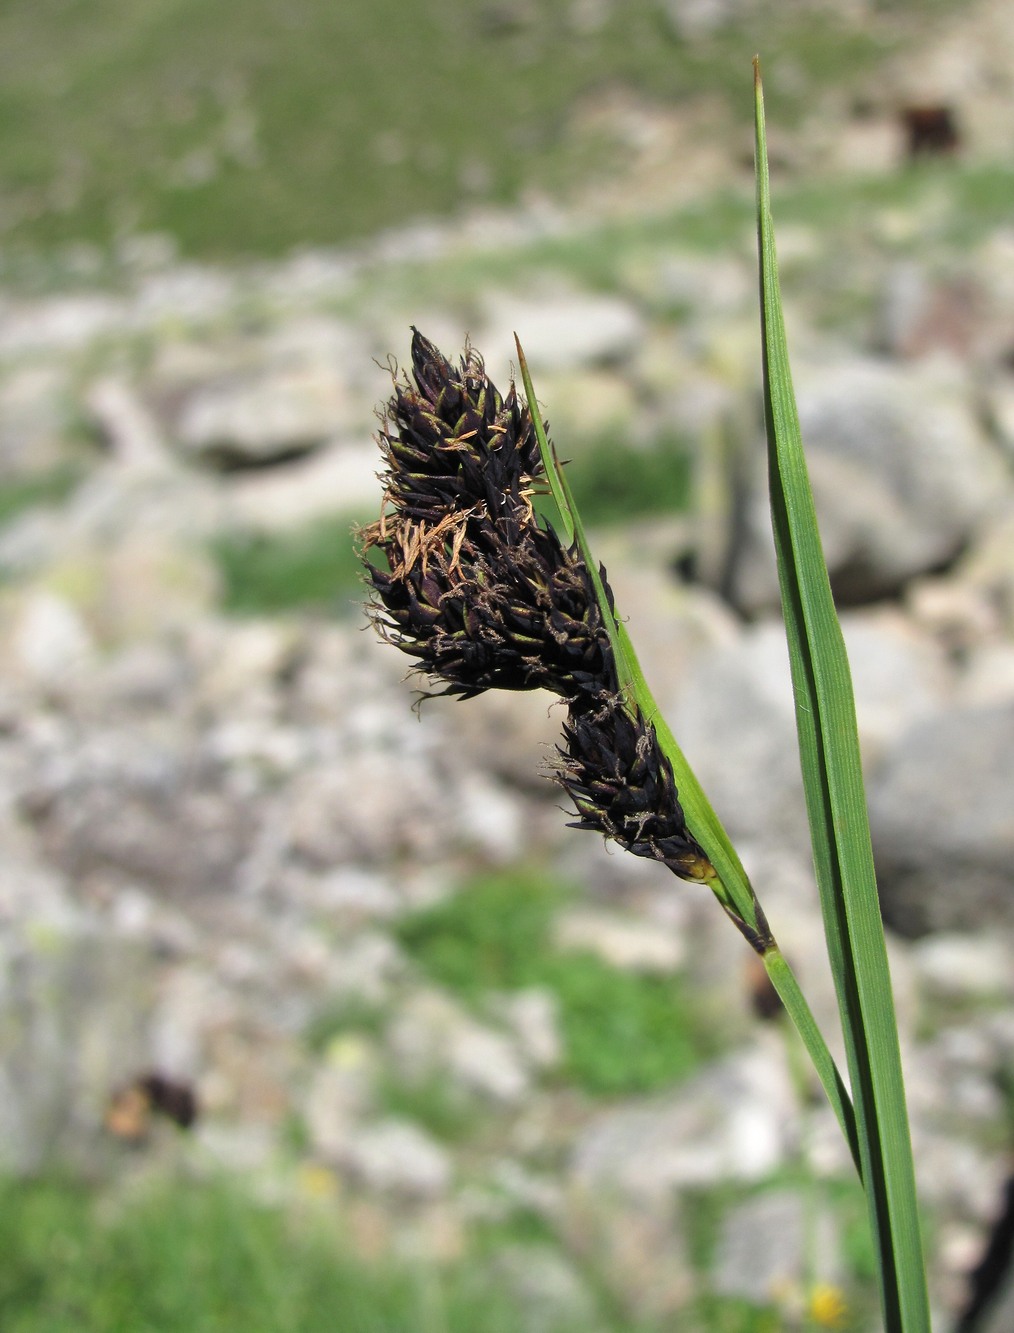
0, 0, 907, 259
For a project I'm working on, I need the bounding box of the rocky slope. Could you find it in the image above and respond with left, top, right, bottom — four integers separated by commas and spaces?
5, 53, 1014, 1330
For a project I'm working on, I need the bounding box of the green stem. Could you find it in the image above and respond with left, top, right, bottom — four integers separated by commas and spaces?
515, 330, 860, 1179
763, 948, 861, 1176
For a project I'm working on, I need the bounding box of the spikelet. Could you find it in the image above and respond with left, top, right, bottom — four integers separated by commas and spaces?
361, 330, 710, 885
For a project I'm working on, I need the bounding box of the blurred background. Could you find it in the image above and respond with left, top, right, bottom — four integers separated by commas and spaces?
3, 0, 1014, 1329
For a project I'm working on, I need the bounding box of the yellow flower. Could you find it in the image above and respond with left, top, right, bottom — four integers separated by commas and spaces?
808, 1283, 849, 1328
297, 1163, 339, 1201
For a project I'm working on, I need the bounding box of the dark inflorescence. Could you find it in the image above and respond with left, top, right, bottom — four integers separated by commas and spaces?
361, 329, 712, 885
558, 693, 713, 883
361, 329, 613, 700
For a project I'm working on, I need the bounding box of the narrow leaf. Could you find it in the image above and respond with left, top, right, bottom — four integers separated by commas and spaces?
754, 57, 929, 1333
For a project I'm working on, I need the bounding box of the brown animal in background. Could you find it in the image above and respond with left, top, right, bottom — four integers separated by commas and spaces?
901, 104, 960, 159
105, 1072, 198, 1142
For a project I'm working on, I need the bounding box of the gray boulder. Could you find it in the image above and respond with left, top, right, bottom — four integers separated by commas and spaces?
712, 1188, 842, 1304
332, 1118, 452, 1198
729, 358, 1009, 610
158, 316, 374, 470
175, 365, 355, 466
869, 703, 1014, 936
570, 1043, 797, 1199
478, 287, 644, 383
667, 621, 810, 855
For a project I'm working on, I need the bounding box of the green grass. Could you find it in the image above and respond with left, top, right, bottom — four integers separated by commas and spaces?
0, 0, 929, 261
565, 434, 693, 527
547, 951, 711, 1095
1, 1173, 797, 1333
394, 867, 563, 1000
0, 1174, 615, 1333
303, 997, 388, 1055
0, 1171, 804, 1333
376, 1070, 484, 1143
0, 465, 84, 530
394, 867, 719, 1097
211, 514, 365, 616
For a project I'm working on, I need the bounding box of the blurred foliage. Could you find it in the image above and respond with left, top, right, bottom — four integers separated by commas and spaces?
0, 1169, 868, 1331
395, 866, 720, 1096
0, 465, 83, 531
376, 1069, 485, 1144
395, 867, 563, 998
303, 997, 388, 1054
565, 434, 692, 526
211, 513, 366, 615
0, 1174, 588, 1332
0, 0, 919, 259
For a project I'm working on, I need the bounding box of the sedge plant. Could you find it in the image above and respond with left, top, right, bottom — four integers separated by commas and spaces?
359, 62, 929, 1333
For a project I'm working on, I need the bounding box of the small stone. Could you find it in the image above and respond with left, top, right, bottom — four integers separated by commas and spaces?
448, 772, 524, 863
300, 868, 401, 922
336, 1119, 452, 1199
196, 620, 300, 708
12, 592, 96, 688
571, 1044, 797, 1199
911, 934, 1014, 1001
304, 1040, 377, 1159
176, 365, 355, 467
495, 989, 562, 1071
712, 1189, 841, 1303
479, 288, 644, 380
315, 933, 405, 1009
554, 907, 684, 973
387, 990, 530, 1105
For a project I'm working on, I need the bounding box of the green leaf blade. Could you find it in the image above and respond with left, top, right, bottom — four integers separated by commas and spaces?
754, 57, 929, 1333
